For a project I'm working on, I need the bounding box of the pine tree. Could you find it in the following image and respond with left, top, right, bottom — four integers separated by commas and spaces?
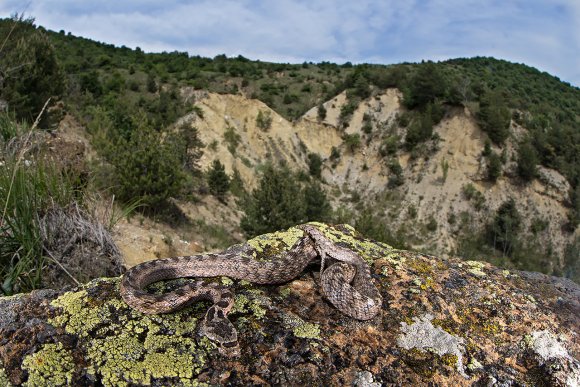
517, 141, 538, 181
207, 160, 230, 201
240, 164, 306, 237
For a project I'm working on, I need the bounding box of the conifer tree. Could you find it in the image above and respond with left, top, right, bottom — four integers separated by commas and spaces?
207, 160, 230, 201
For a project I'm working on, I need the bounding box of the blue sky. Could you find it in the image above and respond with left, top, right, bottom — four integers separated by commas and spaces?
1, 0, 579, 86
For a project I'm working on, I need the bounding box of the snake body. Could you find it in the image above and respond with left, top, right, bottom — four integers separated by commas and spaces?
120, 225, 382, 355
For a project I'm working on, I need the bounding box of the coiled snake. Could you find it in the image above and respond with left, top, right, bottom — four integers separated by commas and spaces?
120, 224, 382, 355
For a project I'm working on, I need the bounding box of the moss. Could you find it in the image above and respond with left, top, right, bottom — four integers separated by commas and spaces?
22, 342, 75, 386
293, 322, 321, 339
44, 277, 212, 386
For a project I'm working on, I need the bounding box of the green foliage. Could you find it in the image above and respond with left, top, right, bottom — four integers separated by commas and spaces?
223, 126, 241, 155
303, 181, 331, 222
440, 158, 449, 183
206, 160, 230, 201
240, 164, 306, 237
405, 109, 433, 150
516, 141, 538, 181
477, 89, 511, 144
343, 133, 361, 152
403, 61, 447, 110
487, 152, 503, 182
228, 168, 246, 198
317, 104, 327, 121
307, 153, 323, 178
96, 119, 186, 208
462, 183, 486, 210
240, 164, 331, 237
488, 198, 521, 256
0, 18, 65, 125
256, 110, 273, 130
387, 160, 404, 188
0, 119, 78, 294
353, 207, 408, 249
379, 136, 399, 157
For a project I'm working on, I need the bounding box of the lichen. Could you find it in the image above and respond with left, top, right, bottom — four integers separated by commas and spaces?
397, 314, 466, 376
43, 277, 211, 386
464, 260, 486, 277
293, 322, 321, 339
22, 342, 75, 386
307, 222, 393, 264
247, 226, 305, 261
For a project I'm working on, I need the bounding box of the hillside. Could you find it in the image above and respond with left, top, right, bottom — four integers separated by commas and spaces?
0, 16, 579, 296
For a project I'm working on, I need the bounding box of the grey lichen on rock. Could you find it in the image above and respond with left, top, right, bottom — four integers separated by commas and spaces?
0, 223, 578, 386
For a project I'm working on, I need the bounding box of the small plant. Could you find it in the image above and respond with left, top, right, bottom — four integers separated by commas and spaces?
223, 126, 242, 155
317, 104, 327, 121
440, 158, 449, 183
343, 133, 361, 153
256, 110, 272, 131
426, 215, 438, 231
307, 153, 323, 178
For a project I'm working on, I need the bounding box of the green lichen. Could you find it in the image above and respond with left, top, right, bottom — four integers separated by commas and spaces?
44, 277, 211, 386
0, 362, 10, 387
467, 357, 483, 371
22, 342, 75, 386
464, 260, 486, 277
293, 322, 321, 339
307, 222, 393, 264
279, 287, 291, 298
220, 276, 234, 286
230, 292, 267, 320
247, 227, 305, 261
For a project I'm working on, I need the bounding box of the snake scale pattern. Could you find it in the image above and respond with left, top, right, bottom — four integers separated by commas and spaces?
120, 224, 382, 355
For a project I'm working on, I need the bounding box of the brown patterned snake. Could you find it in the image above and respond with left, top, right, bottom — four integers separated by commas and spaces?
120, 224, 382, 356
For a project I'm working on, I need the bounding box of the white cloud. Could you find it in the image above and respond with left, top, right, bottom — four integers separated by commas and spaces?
0, 0, 578, 85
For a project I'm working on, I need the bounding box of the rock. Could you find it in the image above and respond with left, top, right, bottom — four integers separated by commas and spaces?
0, 223, 578, 386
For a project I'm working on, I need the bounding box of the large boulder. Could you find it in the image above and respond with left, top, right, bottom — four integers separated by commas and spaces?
0, 223, 578, 386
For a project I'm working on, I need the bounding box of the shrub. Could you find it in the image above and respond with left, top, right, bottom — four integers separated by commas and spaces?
477, 90, 511, 144
223, 126, 241, 155
256, 110, 273, 130
487, 152, 503, 181
343, 133, 361, 153
307, 153, 323, 178
317, 104, 327, 121
488, 198, 521, 256
206, 160, 230, 201
517, 141, 538, 181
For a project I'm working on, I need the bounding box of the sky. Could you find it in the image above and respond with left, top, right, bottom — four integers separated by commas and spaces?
1, 0, 579, 86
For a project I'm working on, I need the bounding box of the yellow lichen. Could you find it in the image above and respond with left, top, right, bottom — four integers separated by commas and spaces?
22, 342, 75, 387
247, 227, 305, 261
44, 278, 211, 386
293, 322, 321, 339
306, 222, 393, 264
464, 260, 486, 277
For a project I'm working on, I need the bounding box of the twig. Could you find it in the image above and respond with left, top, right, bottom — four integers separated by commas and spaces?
42, 247, 81, 286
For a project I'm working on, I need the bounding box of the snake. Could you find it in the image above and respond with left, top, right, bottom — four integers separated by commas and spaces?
120, 224, 383, 356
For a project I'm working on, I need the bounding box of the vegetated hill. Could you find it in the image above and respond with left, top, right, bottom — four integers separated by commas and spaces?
0, 16, 578, 287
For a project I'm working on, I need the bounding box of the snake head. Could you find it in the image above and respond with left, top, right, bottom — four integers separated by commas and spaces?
199, 305, 240, 357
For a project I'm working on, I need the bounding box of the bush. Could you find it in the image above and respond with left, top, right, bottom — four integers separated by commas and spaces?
240, 164, 306, 237
343, 133, 361, 153
487, 152, 502, 181
99, 120, 185, 208
206, 160, 230, 201
477, 90, 511, 144
317, 104, 327, 121
223, 126, 241, 155
307, 153, 323, 178
517, 141, 538, 181
240, 164, 331, 237
488, 198, 521, 256
256, 110, 273, 130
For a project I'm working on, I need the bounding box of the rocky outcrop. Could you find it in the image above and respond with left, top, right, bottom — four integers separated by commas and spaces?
0, 224, 578, 386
